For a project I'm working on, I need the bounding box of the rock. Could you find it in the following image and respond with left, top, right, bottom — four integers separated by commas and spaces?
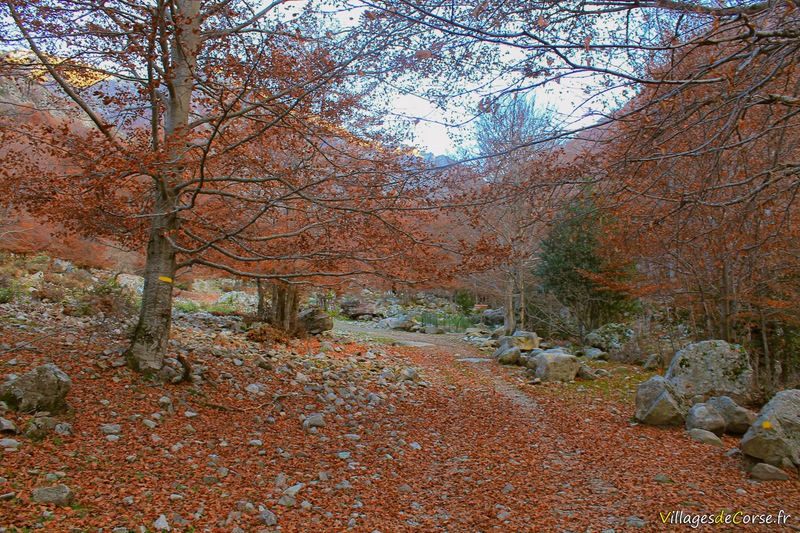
0, 364, 72, 414
31, 484, 75, 506
643, 353, 669, 371
298, 308, 333, 335
626, 516, 647, 528
577, 364, 599, 381
511, 331, 540, 351
635, 376, 686, 427
706, 396, 756, 434
0, 417, 18, 434
585, 323, 633, 352
481, 308, 505, 326
582, 347, 608, 361
750, 463, 790, 481
54, 423, 73, 436
687, 428, 725, 447
740, 389, 800, 467
398, 368, 419, 381
340, 300, 381, 319
686, 404, 726, 436
101, 424, 122, 435
534, 352, 580, 382
1, 438, 20, 451
303, 413, 326, 431
497, 346, 522, 366
153, 514, 170, 531
422, 325, 445, 335
665, 340, 755, 405
397, 483, 413, 493
258, 509, 278, 526
24, 416, 57, 441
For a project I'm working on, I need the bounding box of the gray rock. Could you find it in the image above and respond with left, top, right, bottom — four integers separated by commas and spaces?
303, 413, 326, 431
626, 516, 647, 528
687, 428, 725, 447
706, 396, 756, 434
258, 509, 278, 526
398, 368, 419, 381
497, 347, 522, 366
511, 331, 540, 351
750, 462, 790, 481
153, 514, 170, 531
582, 347, 608, 361
535, 352, 580, 382
585, 323, 633, 352
31, 484, 75, 506
665, 340, 756, 405
635, 376, 686, 427
643, 353, 669, 371
0, 417, 18, 434
101, 424, 122, 435
339, 300, 381, 319
740, 389, 800, 467
298, 308, 333, 335
1, 438, 20, 450
577, 364, 599, 381
422, 325, 445, 335
24, 416, 57, 441
0, 364, 72, 414
686, 404, 726, 436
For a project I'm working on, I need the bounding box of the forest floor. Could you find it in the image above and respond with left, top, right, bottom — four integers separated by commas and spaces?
0, 299, 798, 532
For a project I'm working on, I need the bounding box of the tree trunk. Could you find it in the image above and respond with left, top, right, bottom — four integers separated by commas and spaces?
504, 278, 516, 335
126, 189, 178, 375
271, 281, 300, 332
257, 279, 270, 322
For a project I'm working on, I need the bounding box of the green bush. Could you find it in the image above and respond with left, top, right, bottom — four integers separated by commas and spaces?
173, 299, 201, 313
454, 289, 477, 315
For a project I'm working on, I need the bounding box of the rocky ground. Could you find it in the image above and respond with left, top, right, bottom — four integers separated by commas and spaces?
0, 299, 798, 532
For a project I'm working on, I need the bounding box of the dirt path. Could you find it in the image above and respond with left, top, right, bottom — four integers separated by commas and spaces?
335, 321, 800, 532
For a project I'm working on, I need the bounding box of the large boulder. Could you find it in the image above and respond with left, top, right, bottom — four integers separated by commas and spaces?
298, 308, 333, 335
635, 376, 686, 427
535, 351, 580, 382
511, 331, 540, 351
665, 340, 756, 405
481, 308, 504, 326
377, 315, 416, 331
340, 300, 381, 319
0, 364, 71, 414
685, 403, 726, 436
497, 346, 522, 366
585, 323, 633, 352
706, 396, 756, 434
740, 389, 800, 468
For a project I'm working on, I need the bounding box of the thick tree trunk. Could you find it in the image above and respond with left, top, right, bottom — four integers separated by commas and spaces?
271, 281, 300, 332
257, 279, 270, 322
504, 278, 516, 335
126, 190, 178, 375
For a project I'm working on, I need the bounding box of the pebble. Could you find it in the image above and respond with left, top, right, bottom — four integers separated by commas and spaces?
153, 514, 170, 531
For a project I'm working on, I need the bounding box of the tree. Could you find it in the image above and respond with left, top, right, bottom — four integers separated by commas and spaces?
536, 194, 637, 338
0, 0, 446, 376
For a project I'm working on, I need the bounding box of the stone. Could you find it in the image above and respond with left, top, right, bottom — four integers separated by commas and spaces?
687, 428, 725, 447
511, 331, 540, 351
665, 340, 755, 405
340, 300, 381, 319
582, 347, 608, 361
398, 368, 419, 381
1, 438, 20, 451
0, 417, 18, 434
643, 353, 669, 371
497, 346, 522, 366
31, 484, 75, 506
685, 404, 726, 436
298, 308, 333, 335
534, 352, 580, 382
626, 516, 647, 528
24, 416, 57, 441
750, 463, 790, 481
101, 424, 122, 435
215, 291, 257, 310
0, 364, 71, 414
258, 509, 278, 526
635, 376, 686, 427
397, 483, 413, 493
740, 389, 800, 468
153, 514, 170, 531
422, 325, 445, 335
706, 396, 756, 434
585, 323, 633, 352
283, 483, 305, 497
577, 364, 599, 381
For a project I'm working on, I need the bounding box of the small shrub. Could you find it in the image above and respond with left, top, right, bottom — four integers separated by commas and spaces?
173, 299, 201, 313
454, 289, 477, 315
64, 279, 136, 318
